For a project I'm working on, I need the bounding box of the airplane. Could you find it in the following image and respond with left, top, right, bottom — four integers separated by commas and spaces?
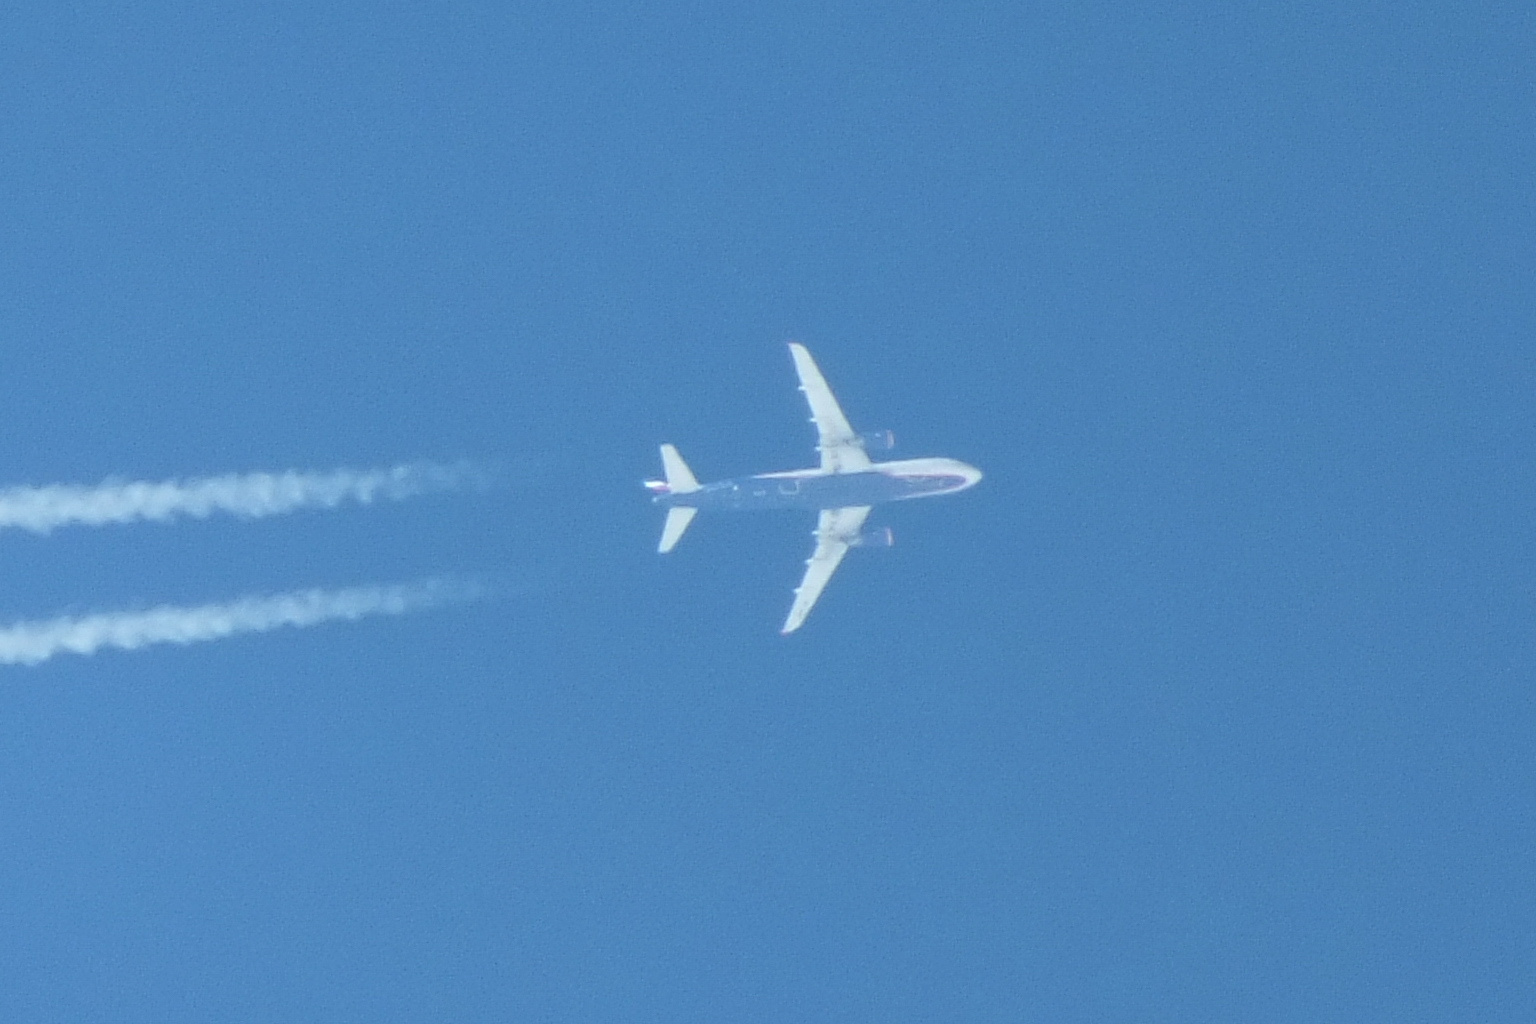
645, 342, 983, 633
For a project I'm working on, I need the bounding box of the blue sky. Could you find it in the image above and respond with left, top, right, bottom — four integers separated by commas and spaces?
1, 4, 1532, 1021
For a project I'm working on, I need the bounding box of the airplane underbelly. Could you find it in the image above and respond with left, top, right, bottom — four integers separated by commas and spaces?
700, 473, 906, 510
798, 473, 908, 507
674, 470, 957, 512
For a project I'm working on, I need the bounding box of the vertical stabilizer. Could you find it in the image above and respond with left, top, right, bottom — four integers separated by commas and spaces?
658, 506, 698, 553
659, 444, 700, 493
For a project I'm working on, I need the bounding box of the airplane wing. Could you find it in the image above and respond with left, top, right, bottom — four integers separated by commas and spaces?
781, 505, 872, 634
788, 343, 872, 474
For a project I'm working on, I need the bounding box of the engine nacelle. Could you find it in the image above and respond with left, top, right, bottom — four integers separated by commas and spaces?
851, 526, 894, 549
857, 429, 896, 451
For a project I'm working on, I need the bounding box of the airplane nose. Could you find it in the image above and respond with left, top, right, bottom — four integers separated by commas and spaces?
959, 462, 983, 488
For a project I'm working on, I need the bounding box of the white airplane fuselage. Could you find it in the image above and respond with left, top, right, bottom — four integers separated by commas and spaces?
650, 457, 982, 512
648, 341, 982, 632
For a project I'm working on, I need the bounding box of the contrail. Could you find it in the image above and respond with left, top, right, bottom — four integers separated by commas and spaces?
0, 578, 486, 667
0, 462, 486, 535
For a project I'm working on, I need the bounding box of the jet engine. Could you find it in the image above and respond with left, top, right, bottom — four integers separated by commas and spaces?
857, 429, 896, 451
851, 526, 894, 548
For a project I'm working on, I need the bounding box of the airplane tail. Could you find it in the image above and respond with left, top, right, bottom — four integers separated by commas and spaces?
658, 444, 700, 493
657, 506, 697, 553
653, 445, 701, 553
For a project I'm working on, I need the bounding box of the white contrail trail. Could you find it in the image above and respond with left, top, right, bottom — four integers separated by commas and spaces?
0, 462, 485, 535
0, 579, 486, 667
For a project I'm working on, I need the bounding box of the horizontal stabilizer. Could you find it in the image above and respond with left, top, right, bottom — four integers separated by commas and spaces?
658, 506, 697, 553
659, 444, 700, 493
